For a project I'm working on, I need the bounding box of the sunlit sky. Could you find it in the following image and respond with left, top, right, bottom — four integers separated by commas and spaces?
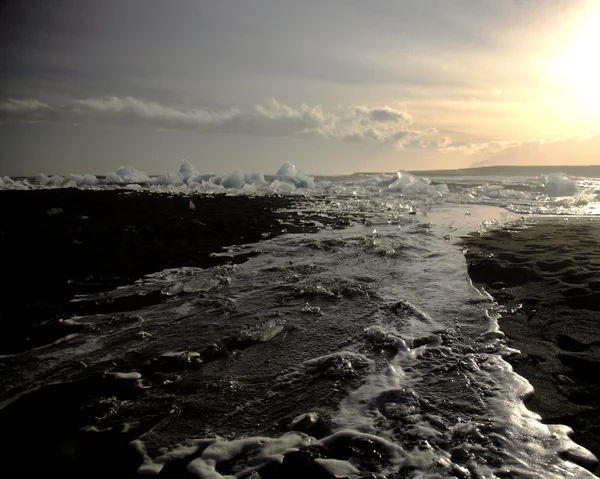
2, 0, 600, 176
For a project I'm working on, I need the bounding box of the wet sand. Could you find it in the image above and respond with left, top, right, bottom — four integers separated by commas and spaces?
463, 218, 600, 474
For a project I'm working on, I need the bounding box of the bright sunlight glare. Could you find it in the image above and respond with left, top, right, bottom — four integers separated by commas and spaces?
544, 3, 600, 120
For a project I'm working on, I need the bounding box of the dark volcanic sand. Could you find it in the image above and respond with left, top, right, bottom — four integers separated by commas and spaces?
463, 218, 600, 475
1, 189, 347, 478
0, 189, 323, 355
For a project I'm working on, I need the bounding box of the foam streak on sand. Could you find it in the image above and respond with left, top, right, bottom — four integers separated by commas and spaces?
464, 217, 600, 473
0, 173, 599, 477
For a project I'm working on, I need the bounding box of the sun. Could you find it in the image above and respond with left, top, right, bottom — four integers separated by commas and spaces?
543, 4, 600, 121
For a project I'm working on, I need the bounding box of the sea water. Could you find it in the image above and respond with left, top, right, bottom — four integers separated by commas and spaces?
1, 163, 600, 477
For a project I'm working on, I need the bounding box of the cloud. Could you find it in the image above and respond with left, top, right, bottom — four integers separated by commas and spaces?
0, 96, 441, 147
441, 140, 520, 156
355, 106, 412, 124
405, 136, 452, 150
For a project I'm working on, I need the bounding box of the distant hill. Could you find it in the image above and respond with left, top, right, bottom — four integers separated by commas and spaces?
406, 165, 600, 178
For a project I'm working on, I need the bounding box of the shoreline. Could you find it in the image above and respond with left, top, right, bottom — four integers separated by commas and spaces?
463, 217, 600, 475
1, 189, 598, 476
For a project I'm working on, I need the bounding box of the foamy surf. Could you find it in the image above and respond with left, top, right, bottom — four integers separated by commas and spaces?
0, 194, 597, 477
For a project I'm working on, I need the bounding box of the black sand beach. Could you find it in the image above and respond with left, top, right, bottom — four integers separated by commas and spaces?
464, 218, 600, 475
0, 189, 321, 355
0, 190, 322, 478
2, 189, 599, 477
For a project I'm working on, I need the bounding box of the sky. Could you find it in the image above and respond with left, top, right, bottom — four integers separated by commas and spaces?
2, 0, 600, 176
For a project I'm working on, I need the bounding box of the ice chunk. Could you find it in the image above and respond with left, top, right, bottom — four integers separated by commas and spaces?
68, 173, 99, 186
435, 183, 449, 194
35, 173, 56, 186
111, 165, 152, 183
275, 162, 314, 189
35, 173, 48, 185
240, 183, 257, 195
239, 318, 286, 342
105, 172, 124, 183
179, 159, 197, 180
244, 172, 266, 184
162, 281, 184, 296
276, 162, 298, 178
388, 171, 445, 197
221, 171, 246, 189
189, 173, 218, 183
153, 172, 184, 186
544, 172, 578, 196
0, 176, 30, 190
270, 180, 296, 193
288, 412, 319, 430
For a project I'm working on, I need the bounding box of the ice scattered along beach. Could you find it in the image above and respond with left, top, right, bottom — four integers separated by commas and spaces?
275, 162, 315, 189
2, 162, 600, 215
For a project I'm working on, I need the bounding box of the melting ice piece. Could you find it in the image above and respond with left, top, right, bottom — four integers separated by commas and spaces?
179, 159, 197, 180
221, 171, 246, 189
244, 172, 266, 184
288, 412, 319, 430
189, 199, 196, 210
154, 172, 185, 186
275, 162, 315, 189
387, 171, 446, 197
36, 174, 66, 187
107, 165, 152, 183
68, 173, 99, 186
270, 179, 296, 193
544, 172, 578, 196
162, 281, 184, 296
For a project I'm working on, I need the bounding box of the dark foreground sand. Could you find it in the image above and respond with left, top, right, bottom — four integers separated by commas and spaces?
0, 190, 345, 478
464, 218, 600, 474
0, 189, 324, 355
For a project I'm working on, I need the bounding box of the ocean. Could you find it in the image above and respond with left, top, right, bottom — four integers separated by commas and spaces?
0, 164, 599, 478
